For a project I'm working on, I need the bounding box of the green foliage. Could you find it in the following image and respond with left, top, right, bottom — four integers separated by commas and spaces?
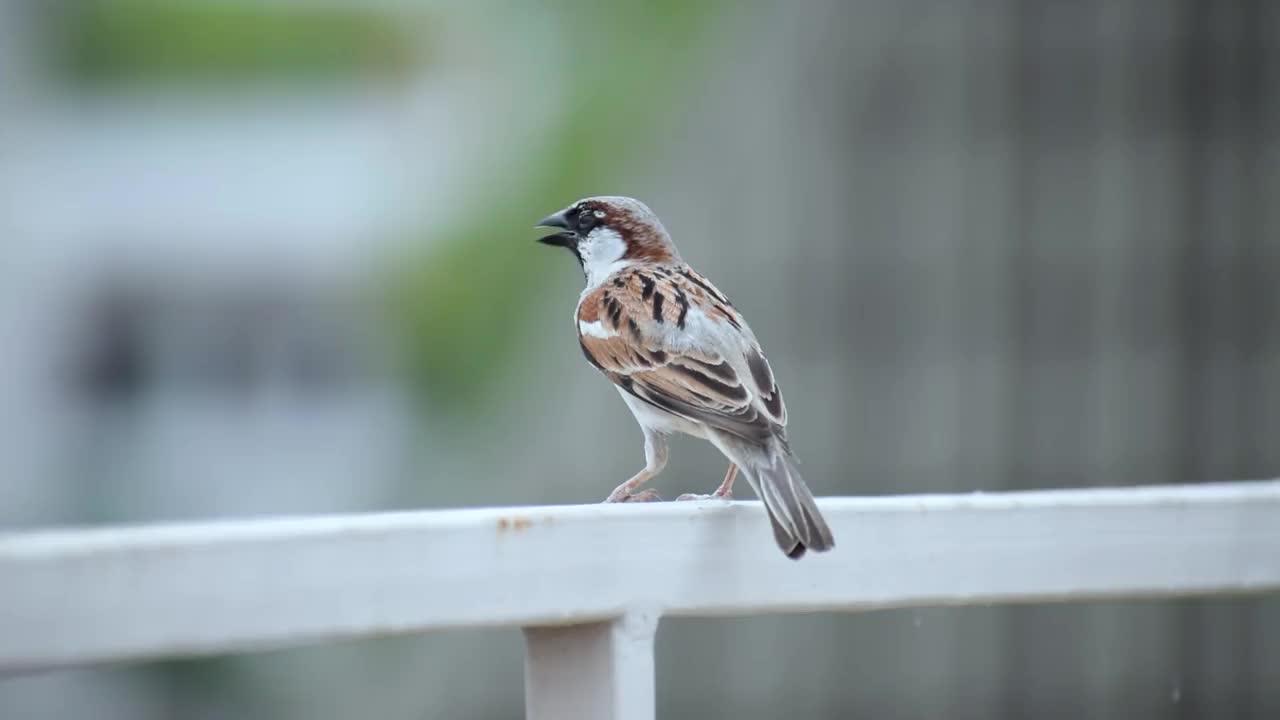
386, 0, 727, 416
53, 1, 424, 85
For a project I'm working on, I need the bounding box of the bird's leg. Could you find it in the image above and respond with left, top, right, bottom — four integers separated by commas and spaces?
713, 463, 738, 498
676, 463, 738, 501
604, 428, 667, 503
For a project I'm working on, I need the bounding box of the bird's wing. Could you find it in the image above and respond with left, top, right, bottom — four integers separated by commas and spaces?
576, 265, 787, 444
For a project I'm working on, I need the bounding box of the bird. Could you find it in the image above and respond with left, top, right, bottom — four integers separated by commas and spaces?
536, 196, 834, 559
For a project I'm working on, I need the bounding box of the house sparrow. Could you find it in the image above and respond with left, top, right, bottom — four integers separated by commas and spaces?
537, 196, 834, 559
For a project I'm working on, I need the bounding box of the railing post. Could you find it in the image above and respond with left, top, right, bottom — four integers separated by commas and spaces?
523, 611, 659, 720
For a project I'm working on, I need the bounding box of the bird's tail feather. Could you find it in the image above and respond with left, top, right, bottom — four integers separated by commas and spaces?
722, 435, 834, 559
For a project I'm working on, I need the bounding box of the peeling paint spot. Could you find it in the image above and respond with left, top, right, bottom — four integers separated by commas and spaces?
497, 516, 533, 534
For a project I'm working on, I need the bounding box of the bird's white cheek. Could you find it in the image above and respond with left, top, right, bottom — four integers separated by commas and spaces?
581, 228, 628, 287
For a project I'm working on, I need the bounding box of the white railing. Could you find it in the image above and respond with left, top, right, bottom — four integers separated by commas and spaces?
3, 480, 1279, 719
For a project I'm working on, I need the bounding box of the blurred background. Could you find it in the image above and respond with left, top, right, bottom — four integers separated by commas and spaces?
1, 0, 1277, 718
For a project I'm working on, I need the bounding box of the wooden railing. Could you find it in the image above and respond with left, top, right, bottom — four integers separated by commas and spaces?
3, 480, 1279, 719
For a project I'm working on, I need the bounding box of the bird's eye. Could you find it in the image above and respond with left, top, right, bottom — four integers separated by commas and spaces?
577, 207, 599, 233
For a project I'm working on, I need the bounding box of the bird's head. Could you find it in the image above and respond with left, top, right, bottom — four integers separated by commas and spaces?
537, 196, 678, 283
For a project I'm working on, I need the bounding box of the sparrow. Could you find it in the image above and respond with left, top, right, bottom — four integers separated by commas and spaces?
537, 196, 834, 559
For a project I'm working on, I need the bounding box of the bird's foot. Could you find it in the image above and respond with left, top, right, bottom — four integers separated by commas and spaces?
603, 488, 663, 503
675, 489, 733, 502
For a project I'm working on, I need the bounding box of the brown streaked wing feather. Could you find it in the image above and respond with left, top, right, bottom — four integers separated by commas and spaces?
746, 346, 787, 425
576, 267, 784, 444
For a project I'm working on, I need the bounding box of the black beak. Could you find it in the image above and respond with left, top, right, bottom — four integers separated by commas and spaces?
536, 209, 576, 248
536, 209, 571, 231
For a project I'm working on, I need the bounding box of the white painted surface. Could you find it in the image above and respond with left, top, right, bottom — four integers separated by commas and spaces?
524, 613, 657, 720
2, 481, 1279, 714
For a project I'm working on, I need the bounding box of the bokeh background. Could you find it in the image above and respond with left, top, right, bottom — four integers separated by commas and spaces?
2, 0, 1278, 718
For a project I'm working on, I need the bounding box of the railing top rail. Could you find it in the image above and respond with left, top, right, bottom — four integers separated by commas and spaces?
3, 480, 1279, 672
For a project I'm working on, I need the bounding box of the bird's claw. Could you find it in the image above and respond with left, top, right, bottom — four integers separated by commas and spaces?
603, 488, 663, 503
675, 490, 733, 502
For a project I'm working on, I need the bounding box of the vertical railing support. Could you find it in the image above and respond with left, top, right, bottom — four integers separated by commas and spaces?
523, 611, 659, 720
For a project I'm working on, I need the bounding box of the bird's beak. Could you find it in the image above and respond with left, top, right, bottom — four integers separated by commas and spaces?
536, 209, 575, 248
536, 209, 571, 231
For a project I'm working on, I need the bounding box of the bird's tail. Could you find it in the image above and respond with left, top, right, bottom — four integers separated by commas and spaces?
718, 434, 835, 559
